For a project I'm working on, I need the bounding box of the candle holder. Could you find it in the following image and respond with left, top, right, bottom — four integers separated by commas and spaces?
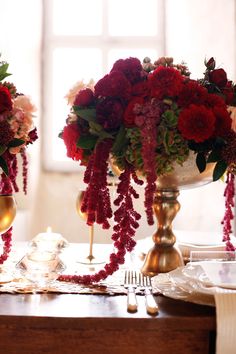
29, 227, 69, 254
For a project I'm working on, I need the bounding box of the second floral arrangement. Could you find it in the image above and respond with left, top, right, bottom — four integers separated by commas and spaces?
60, 56, 236, 284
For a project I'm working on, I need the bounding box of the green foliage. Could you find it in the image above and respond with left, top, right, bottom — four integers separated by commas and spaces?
112, 126, 129, 155
196, 152, 206, 173
73, 107, 96, 122
0, 62, 11, 81
0, 146, 7, 156
8, 138, 25, 148
77, 135, 98, 150
213, 160, 227, 181
0, 156, 8, 175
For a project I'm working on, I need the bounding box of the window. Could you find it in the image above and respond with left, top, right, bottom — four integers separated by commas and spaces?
42, 0, 165, 171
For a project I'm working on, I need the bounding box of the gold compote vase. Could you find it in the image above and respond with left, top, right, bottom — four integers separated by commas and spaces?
138, 154, 215, 277
0, 195, 17, 234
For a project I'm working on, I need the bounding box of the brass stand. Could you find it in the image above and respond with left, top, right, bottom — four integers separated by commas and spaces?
87, 225, 95, 262
141, 189, 184, 277
76, 192, 104, 265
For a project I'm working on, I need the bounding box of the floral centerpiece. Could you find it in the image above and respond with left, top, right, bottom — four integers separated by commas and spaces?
0, 59, 38, 263
60, 56, 236, 284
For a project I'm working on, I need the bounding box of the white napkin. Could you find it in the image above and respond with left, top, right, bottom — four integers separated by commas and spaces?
214, 291, 236, 354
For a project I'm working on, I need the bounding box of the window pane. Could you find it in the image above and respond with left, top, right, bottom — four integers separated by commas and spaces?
53, 0, 103, 35
108, 0, 159, 36
51, 48, 102, 161
108, 48, 159, 70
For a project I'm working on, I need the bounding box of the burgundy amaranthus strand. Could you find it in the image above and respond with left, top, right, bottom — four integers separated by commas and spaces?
59, 164, 142, 285
0, 227, 12, 264
221, 172, 235, 251
21, 148, 28, 194
136, 102, 159, 225
81, 139, 113, 229
0, 151, 18, 194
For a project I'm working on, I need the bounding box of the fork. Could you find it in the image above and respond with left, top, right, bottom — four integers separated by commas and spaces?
124, 270, 138, 312
138, 273, 159, 315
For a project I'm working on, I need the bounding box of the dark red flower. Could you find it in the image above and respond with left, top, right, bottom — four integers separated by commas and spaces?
148, 66, 183, 99
124, 97, 144, 127
178, 79, 207, 107
205, 57, 216, 70
111, 57, 143, 84
27, 128, 38, 144
0, 120, 14, 145
205, 93, 226, 108
178, 104, 215, 143
131, 81, 149, 97
96, 98, 124, 131
209, 68, 228, 88
213, 106, 232, 137
221, 130, 236, 165
0, 85, 12, 113
94, 71, 131, 100
74, 88, 94, 106
62, 123, 83, 161
222, 82, 234, 105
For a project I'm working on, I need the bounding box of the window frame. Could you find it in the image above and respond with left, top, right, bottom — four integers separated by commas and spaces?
42, 0, 166, 172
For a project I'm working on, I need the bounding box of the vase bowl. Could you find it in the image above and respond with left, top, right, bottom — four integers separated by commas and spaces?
156, 153, 215, 190
0, 195, 17, 233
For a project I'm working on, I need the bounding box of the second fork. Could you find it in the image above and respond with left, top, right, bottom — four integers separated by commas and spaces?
138, 273, 159, 315
124, 270, 138, 312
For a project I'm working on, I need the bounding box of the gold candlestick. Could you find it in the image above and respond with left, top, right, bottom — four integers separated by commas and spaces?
76, 191, 104, 265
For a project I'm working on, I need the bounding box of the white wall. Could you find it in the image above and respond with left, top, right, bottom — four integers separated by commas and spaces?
165, 0, 236, 235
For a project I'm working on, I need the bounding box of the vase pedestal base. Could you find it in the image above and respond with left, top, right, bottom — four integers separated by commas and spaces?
141, 189, 184, 276
141, 244, 184, 277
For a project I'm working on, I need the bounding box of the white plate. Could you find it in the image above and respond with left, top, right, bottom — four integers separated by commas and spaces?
152, 265, 236, 307
152, 269, 216, 306
183, 262, 236, 289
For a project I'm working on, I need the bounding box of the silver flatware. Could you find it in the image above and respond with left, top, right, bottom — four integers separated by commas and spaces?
138, 273, 159, 315
124, 270, 138, 312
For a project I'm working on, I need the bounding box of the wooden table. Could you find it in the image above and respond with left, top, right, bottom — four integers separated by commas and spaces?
0, 292, 216, 354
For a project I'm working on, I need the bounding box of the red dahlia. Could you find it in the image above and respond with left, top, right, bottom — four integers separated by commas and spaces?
178, 79, 207, 107
178, 104, 215, 143
148, 66, 183, 99
62, 123, 83, 161
124, 97, 144, 127
0, 85, 12, 113
205, 93, 226, 108
213, 106, 232, 137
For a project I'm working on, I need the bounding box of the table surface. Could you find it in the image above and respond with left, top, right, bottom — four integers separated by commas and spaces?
0, 292, 216, 354
0, 241, 217, 354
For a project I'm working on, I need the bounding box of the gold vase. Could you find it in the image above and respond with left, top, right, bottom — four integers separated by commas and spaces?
141, 154, 215, 276
0, 195, 17, 234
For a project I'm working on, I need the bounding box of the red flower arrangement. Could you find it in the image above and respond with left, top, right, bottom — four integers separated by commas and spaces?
0, 59, 38, 263
60, 56, 236, 285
